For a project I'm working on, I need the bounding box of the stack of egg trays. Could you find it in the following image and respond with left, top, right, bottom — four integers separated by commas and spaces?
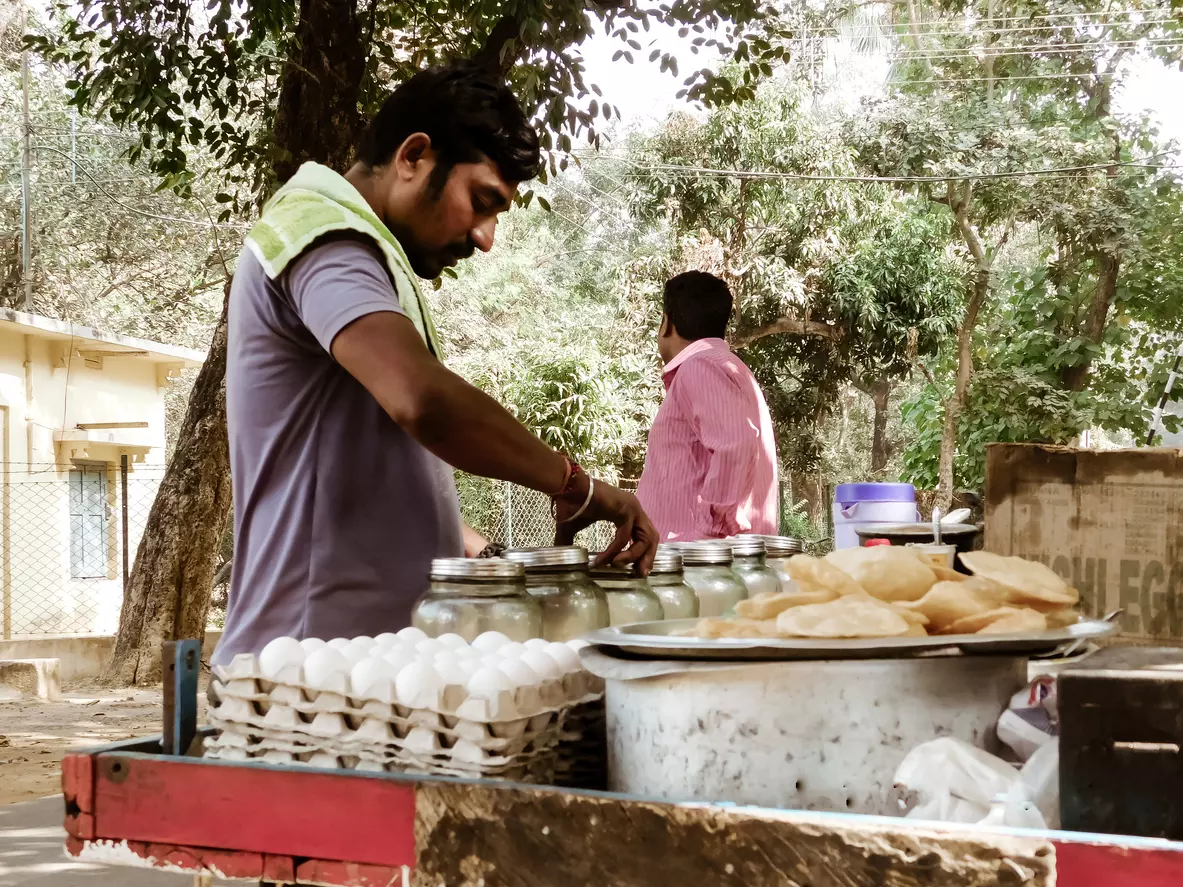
553, 697, 607, 790
207, 656, 603, 781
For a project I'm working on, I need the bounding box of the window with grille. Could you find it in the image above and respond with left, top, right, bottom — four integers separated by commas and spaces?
69, 465, 109, 579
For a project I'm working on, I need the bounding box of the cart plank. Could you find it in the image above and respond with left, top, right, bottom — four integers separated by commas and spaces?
414, 780, 1056, 887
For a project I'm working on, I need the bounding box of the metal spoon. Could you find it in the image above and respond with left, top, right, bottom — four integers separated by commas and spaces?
1058, 608, 1124, 659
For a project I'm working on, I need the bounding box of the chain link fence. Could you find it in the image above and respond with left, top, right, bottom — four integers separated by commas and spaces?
459, 475, 635, 553
2, 461, 163, 639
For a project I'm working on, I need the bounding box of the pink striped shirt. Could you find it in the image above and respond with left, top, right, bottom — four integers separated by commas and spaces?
636, 338, 778, 541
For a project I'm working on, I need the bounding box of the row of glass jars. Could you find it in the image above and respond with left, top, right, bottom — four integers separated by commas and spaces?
410, 535, 804, 642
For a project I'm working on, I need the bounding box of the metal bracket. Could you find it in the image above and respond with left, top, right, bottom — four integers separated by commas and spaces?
163, 639, 202, 756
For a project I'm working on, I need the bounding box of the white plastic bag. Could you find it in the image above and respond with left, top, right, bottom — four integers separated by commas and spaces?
893, 737, 1059, 829
893, 737, 1019, 824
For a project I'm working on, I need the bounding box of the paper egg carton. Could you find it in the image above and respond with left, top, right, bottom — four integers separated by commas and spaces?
212, 655, 595, 724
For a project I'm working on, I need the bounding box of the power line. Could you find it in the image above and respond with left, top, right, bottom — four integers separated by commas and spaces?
595, 151, 1181, 185
32, 143, 246, 230
828, 7, 1182, 31
879, 36, 1183, 60
824, 14, 1179, 42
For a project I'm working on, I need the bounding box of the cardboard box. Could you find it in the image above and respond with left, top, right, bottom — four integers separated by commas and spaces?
984, 443, 1183, 643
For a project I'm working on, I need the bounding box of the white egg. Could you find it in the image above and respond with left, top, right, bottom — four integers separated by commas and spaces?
414, 638, 446, 657
433, 649, 459, 664
435, 632, 470, 649
350, 636, 377, 651
455, 658, 482, 679
382, 649, 417, 672
303, 647, 350, 690
523, 638, 550, 652
326, 637, 351, 651
498, 642, 528, 659
498, 658, 541, 687
338, 646, 369, 666
567, 638, 591, 651
471, 631, 511, 652
396, 626, 428, 643
435, 659, 470, 687
374, 632, 400, 648
465, 665, 512, 699
395, 662, 442, 707
350, 658, 396, 698
545, 642, 582, 673
298, 637, 327, 653
520, 650, 562, 681
259, 636, 305, 678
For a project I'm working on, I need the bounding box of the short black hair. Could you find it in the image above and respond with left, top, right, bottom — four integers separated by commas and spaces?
663, 271, 733, 340
356, 61, 541, 191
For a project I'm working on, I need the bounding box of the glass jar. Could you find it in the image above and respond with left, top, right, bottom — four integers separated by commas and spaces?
589, 563, 665, 626
679, 543, 747, 617
504, 546, 610, 641
759, 535, 804, 590
412, 558, 542, 642
727, 536, 782, 598
647, 549, 699, 619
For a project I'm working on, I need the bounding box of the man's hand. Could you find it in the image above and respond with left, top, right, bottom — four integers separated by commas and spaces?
555, 479, 658, 575
462, 522, 489, 558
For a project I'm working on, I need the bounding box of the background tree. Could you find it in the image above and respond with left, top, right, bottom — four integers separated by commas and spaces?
32, 0, 792, 682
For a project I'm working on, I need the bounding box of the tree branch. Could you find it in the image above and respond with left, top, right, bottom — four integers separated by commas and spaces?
731, 315, 845, 348
473, 16, 526, 74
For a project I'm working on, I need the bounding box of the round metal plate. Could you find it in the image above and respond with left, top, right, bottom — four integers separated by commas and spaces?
584, 618, 1119, 661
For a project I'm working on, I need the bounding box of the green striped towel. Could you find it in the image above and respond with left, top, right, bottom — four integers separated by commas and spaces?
245, 161, 442, 358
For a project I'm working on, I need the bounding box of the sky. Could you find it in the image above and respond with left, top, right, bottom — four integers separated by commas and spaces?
577, 18, 1183, 146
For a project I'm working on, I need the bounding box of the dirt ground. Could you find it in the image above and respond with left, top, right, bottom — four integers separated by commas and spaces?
0, 682, 207, 807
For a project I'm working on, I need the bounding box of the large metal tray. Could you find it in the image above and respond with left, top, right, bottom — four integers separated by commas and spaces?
584, 618, 1118, 661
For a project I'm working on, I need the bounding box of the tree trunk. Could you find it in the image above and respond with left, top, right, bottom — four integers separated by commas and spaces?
1062, 249, 1119, 393
105, 287, 233, 684
106, 0, 367, 685
869, 378, 892, 474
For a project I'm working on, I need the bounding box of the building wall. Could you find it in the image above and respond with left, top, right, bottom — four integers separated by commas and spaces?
0, 329, 170, 637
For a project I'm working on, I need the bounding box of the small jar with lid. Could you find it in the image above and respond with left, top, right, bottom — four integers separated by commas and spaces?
504, 546, 610, 641
411, 558, 542, 642
647, 549, 699, 619
679, 542, 748, 617
589, 562, 665, 626
728, 536, 783, 598
760, 535, 804, 590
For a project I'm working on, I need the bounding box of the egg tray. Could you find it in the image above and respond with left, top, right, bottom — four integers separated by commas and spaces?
207, 717, 561, 761
208, 698, 565, 751
204, 741, 557, 781
213, 655, 603, 723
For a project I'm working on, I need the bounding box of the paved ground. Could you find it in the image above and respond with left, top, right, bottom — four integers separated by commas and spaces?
0, 796, 240, 886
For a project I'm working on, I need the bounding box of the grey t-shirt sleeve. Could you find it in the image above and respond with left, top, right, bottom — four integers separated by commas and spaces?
286, 238, 407, 353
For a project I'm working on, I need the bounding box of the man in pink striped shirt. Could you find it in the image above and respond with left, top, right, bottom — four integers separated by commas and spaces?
636, 272, 779, 541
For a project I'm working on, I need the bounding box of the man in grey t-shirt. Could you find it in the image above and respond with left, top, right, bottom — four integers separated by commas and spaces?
215, 63, 657, 663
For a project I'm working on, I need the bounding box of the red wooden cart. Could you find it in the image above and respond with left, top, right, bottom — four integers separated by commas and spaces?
58, 642, 1183, 886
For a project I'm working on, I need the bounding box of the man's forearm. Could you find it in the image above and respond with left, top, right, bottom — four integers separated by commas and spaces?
410, 370, 568, 495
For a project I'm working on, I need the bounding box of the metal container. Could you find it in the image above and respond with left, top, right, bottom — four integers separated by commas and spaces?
757, 535, 803, 589
679, 543, 747, 617
412, 558, 542, 642
647, 550, 699, 619
590, 564, 665, 626
504, 546, 609, 641
727, 536, 782, 598
583, 647, 1025, 816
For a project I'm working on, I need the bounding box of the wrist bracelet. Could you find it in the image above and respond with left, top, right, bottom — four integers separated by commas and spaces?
558, 478, 595, 525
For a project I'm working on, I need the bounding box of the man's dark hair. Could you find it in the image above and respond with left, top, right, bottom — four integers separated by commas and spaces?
356, 61, 541, 193
663, 271, 733, 341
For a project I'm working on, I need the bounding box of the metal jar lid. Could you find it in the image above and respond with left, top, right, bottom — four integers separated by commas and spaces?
760, 535, 804, 557
430, 557, 525, 581
650, 549, 684, 574
727, 536, 767, 558
681, 542, 734, 566
504, 546, 589, 570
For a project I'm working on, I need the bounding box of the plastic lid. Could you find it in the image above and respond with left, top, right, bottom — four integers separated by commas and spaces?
864, 538, 892, 547
834, 482, 916, 505
504, 546, 589, 570
430, 557, 525, 581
